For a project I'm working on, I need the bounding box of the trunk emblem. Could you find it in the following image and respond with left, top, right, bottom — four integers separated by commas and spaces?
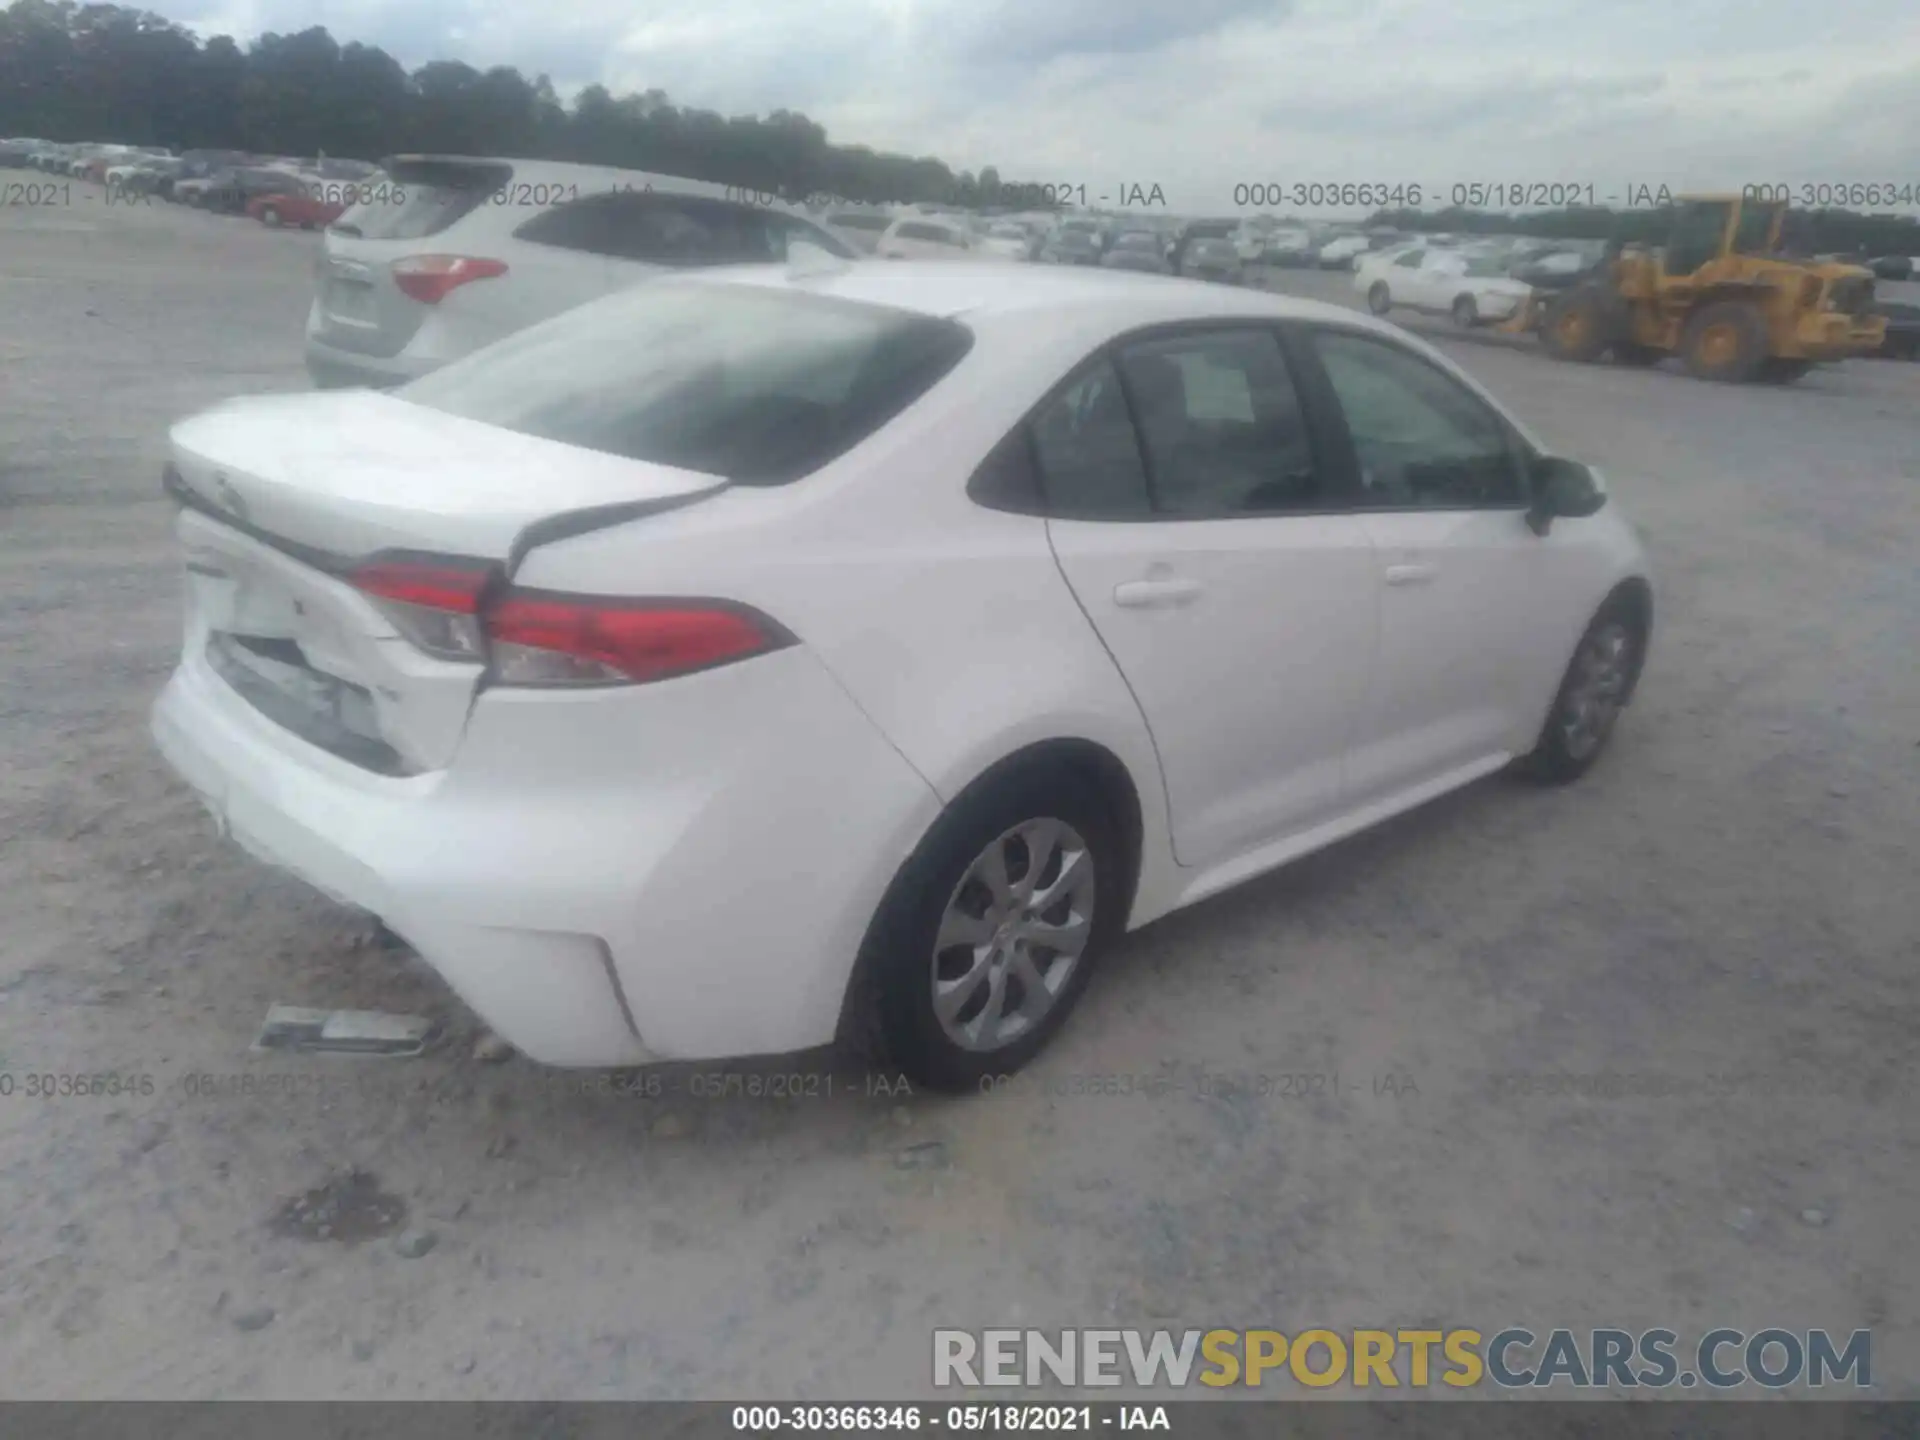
210, 472, 250, 523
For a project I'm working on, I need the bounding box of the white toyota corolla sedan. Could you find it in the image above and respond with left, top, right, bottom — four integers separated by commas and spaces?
151, 261, 1652, 1091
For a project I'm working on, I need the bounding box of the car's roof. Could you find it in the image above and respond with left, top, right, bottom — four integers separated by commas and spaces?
638, 260, 1541, 449
383, 154, 745, 195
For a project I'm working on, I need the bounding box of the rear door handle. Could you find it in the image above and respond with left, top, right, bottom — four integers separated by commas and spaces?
1384, 563, 1438, 587
1113, 578, 1204, 608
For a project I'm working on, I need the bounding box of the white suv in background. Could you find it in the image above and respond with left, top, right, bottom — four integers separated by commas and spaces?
875, 215, 978, 260
305, 155, 859, 389
821, 208, 895, 253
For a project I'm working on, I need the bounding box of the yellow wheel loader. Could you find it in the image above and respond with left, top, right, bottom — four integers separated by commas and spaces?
1498, 195, 1887, 382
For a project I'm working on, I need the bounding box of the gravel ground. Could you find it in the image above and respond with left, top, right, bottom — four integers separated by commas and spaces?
2, 195, 1917, 1400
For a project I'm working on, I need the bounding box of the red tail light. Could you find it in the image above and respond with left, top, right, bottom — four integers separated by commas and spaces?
349, 556, 790, 686
351, 557, 494, 661
390, 254, 509, 305
486, 594, 791, 687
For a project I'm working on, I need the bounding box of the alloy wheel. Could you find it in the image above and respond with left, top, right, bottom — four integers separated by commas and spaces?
931, 818, 1097, 1052
1560, 621, 1633, 760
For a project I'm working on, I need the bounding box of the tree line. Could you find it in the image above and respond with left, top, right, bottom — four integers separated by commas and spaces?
5, 0, 1916, 253
0, 0, 1024, 205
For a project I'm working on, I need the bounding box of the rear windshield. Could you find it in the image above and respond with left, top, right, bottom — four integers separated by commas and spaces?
897, 222, 963, 245
331, 158, 513, 240
397, 282, 975, 486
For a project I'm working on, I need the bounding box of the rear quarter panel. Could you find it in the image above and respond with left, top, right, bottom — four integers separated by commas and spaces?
509, 324, 1186, 927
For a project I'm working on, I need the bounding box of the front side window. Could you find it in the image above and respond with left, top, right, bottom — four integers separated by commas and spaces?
399, 283, 972, 486
1666, 200, 1731, 274
1116, 330, 1322, 515
1731, 203, 1778, 256
1309, 330, 1525, 509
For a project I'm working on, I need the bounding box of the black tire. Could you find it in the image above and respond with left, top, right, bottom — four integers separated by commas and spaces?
1451, 294, 1478, 329
1680, 301, 1768, 383
1367, 281, 1391, 315
1758, 358, 1813, 384
1541, 289, 1611, 363
1521, 598, 1648, 785
1610, 342, 1662, 367
856, 765, 1127, 1093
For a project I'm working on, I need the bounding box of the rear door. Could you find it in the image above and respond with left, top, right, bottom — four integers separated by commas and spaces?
1041, 327, 1377, 870
314, 158, 514, 360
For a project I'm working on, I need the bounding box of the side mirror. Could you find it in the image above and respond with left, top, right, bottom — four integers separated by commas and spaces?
1526, 456, 1607, 535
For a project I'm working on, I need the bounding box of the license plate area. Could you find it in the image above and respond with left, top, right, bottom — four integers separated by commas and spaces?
208, 631, 410, 775
326, 277, 378, 326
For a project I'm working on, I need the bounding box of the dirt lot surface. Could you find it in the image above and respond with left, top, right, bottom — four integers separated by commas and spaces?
2, 196, 1917, 1400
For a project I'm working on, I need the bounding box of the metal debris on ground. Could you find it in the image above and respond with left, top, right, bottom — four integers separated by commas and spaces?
253, 1005, 438, 1056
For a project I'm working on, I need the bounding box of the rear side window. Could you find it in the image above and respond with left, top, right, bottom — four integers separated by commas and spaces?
1030, 360, 1152, 519
331, 159, 512, 240
397, 283, 972, 486
828, 213, 891, 233
897, 222, 964, 246
516, 193, 854, 263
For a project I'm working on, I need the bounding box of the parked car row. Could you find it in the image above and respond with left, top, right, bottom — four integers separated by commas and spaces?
815, 205, 1263, 289
2, 138, 174, 178
3, 138, 388, 232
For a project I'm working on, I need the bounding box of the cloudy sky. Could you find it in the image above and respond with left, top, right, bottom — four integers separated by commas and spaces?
158, 0, 1920, 213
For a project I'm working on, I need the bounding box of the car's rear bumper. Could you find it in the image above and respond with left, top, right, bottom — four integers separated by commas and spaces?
152, 635, 940, 1067
303, 333, 428, 390
1474, 292, 1526, 320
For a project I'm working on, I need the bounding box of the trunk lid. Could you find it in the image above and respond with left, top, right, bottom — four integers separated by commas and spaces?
167, 390, 726, 774
168, 389, 723, 560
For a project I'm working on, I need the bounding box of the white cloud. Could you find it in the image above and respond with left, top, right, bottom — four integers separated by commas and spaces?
159, 0, 1920, 212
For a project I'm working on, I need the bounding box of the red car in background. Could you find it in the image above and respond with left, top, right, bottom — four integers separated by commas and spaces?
245, 184, 350, 230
